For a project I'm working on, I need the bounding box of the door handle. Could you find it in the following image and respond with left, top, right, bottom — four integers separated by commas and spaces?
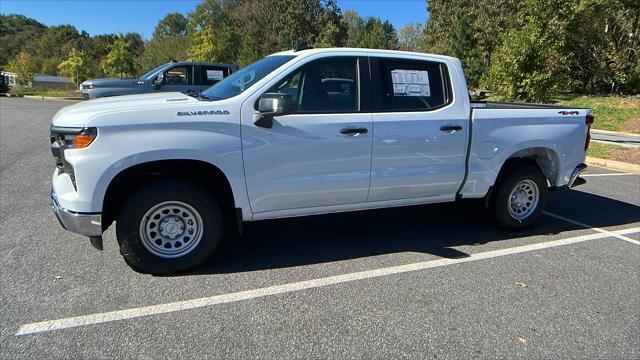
439, 125, 463, 132
340, 127, 368, 136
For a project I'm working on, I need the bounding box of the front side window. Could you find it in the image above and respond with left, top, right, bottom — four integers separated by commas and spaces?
164, 66, 192, 85
267, 57, 359, 113
376, 58, 450, 111
140, 64, 168, 80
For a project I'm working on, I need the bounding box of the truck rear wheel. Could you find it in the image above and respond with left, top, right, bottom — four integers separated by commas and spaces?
492, 164, 548, 230
116, 181, 223, 274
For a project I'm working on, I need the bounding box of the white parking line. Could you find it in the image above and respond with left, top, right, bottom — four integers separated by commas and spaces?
15, 227, 640, 336
581, 173, 636, 177
544, 211, 640, 245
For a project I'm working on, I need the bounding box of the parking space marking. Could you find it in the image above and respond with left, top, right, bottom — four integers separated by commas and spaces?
15, 227, 640, 336
581, 173, 637, 177
544, 211, 640, 245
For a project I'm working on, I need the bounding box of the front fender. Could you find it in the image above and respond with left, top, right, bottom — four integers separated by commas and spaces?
63, 122, 249, 219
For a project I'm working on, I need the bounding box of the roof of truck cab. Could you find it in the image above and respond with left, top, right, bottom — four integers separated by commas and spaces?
271, 47, 458, 62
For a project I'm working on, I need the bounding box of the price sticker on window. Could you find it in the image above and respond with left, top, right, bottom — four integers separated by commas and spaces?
206, 70, 224, 81
391, 69, 430, 97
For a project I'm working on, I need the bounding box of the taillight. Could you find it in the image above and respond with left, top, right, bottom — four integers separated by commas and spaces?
585, 114, 594, 150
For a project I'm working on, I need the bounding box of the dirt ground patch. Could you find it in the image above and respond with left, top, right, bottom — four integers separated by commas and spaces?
610, 146, 640, 165
619, 117, 640, 134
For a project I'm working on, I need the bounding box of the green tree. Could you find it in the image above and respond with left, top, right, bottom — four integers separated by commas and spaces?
188, 0, 241, 63
100, 39, 138, 77
342, 10, 365, 47
6, 50, 37, 86
450, 3, 484, 88
237, 31, 263, 67
188, 23, 218, 62
483, 0, 570, 102
398, 23, 423, 52
153, 13, 188, 39
0, 15, 46, 68
358, 17, 398, 49
57, 48, 89, 87
33, 25, 83, 75
315, 0, 346, 48
141, 14, 190, 72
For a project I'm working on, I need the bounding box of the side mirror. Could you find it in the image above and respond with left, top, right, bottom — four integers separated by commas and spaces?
254, 92, 294, 128
153, 74, 165, 88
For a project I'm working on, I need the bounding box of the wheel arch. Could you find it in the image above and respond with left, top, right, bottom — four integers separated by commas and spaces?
101, 159, 239, 231
501, 146, 561, 186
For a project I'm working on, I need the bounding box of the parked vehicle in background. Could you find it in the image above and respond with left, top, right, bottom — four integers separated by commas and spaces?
50, 47, 592, 274
80, 62, 236, 100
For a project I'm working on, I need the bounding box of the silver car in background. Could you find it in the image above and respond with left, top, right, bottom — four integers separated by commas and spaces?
80, 62, 236, 100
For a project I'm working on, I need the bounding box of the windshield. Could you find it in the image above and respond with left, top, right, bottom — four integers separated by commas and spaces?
201, 55, 296, 101
140, 64, 168, 79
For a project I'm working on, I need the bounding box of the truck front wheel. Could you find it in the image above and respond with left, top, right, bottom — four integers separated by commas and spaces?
492, 164, 548, 230
116, 181, 223, 274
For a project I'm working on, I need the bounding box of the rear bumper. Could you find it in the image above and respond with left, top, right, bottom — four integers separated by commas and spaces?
550, 163, 587, 191
51, 188, 102, 236
568, 163, 588, 188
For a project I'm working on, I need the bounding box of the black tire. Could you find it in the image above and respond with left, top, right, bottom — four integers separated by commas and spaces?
492, 164, 548, 230
116, 181, 223, 274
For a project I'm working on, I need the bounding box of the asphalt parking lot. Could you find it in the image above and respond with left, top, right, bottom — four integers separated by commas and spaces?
1, 97, 638, 359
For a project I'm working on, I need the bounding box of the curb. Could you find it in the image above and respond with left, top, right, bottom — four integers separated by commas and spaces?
591, 129, 640, 138
586, 156, 640, 174
22, 95, 82, 101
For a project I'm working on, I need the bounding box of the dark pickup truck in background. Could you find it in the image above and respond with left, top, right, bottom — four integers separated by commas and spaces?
80, 61, 237, 100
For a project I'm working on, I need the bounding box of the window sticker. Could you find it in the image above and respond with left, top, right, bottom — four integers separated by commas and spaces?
391, 69, 430, 97
206, 70, 224, 81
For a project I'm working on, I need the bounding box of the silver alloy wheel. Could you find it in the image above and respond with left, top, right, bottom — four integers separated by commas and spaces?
139, 201, 204, 258
507, 179, 540, 220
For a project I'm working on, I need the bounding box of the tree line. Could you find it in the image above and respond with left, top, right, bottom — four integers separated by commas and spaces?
2, 0, 638, 101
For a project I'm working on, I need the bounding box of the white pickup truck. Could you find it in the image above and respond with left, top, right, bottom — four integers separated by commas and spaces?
50, 48, 593, 274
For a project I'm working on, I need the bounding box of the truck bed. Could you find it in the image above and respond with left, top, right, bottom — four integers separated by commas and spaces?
460, 104, 591, 199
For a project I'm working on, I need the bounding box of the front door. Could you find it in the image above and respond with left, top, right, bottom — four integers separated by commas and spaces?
241, 57, 373, 214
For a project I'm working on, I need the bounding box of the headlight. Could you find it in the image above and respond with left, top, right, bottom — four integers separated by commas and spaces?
82, 84, 96, 90
58, 127, 97, 149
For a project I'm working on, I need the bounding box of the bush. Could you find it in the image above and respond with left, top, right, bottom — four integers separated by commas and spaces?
482, 0, 569, 103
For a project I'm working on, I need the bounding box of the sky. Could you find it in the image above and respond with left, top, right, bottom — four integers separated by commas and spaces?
0, 0, 429, 40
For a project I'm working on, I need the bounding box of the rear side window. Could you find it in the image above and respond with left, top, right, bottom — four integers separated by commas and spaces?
374, 58, 451, 112
200, 66, 230, 86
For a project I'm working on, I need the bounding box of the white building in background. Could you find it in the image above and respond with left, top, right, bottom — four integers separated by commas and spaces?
0, 72, 71, 89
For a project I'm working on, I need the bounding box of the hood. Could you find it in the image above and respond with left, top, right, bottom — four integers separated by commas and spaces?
52, 92, 198, 127
82, 78, 141, 87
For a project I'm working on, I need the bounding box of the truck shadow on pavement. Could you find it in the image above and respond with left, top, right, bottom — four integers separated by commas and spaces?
192, 189, 640, 275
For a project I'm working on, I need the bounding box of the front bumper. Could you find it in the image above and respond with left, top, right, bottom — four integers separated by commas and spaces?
51, 189, 102, 236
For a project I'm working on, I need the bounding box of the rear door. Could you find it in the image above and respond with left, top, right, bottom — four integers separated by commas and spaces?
369, 56, 467, 202
241, 56, 373, 214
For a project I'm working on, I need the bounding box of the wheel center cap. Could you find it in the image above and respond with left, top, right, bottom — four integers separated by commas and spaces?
513, 191, 527, 207
159, 216, 184, 239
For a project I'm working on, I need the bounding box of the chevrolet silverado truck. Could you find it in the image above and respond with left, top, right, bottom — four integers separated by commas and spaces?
80, 61, 236, 100
50, 48, 592, 274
